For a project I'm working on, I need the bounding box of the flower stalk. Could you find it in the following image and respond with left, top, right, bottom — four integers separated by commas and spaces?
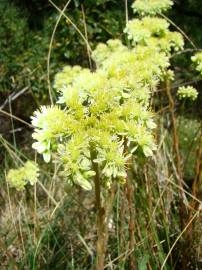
91, 147, 116, 270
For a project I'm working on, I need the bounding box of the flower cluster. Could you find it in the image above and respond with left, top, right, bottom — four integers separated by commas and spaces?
31, 106, 70, 162
58, 135, 94, 190
31, 41, 160, 188
177, 86, 198, 101
191, 52, 202, 75
124, 17, 184, 53
7, 161, 39, 190
91, 39, 127, 66
30, 0, 184, 190
132, 0, 173, 16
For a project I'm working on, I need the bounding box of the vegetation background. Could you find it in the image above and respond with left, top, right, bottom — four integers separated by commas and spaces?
0, 0, 201, 269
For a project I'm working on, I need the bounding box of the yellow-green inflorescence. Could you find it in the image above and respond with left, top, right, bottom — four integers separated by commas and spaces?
132, 0, 173, 16
177, 86, 198, 101
191, 52, 202, 75
7, 161, 39, 190
124, 17, 184, 53
29, 0, 184, 190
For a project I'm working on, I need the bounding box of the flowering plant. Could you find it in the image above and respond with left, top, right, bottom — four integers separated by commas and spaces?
6, 1, 192, 268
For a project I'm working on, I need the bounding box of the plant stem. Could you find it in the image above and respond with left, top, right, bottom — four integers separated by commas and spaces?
94, 164, 105, 270
119, 186, 126, 261
91, 148, 116, 270
187, 123, 202, 259
165, 79, 188, 269
124, 140, 136, 269
125, 166, 136, 270
165, 79, 186, 228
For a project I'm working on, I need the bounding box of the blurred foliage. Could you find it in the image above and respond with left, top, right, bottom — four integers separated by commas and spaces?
170, 0, 202, 95
173, 0, 202, 47
0, 0, 201, 102
177, 117, 200, 181
0, 0, 50, 100
0, 0, 126, 101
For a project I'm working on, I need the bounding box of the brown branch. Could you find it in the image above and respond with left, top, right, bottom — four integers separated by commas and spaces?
165, 80, 183, 188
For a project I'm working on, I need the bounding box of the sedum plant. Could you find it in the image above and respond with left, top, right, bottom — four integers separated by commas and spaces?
6, 0, 187, 268
31, 45, 159, 269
